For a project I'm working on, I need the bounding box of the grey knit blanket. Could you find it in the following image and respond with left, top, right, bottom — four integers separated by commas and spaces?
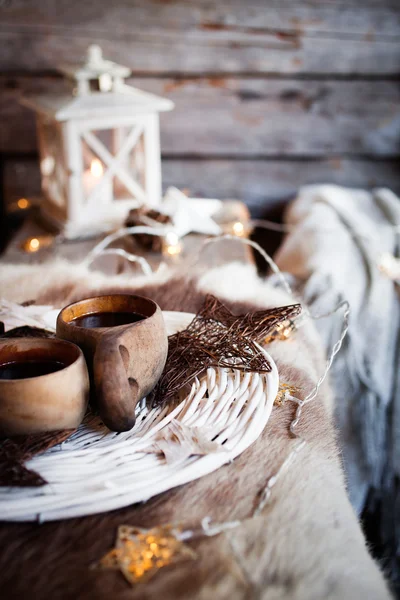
274, 184, 400, 582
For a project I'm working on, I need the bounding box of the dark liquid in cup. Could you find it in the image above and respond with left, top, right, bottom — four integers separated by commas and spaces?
71, 311, 145, 328
0, 360, 66, 380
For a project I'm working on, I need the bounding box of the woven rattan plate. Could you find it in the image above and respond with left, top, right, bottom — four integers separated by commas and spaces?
0, 310, 279, 522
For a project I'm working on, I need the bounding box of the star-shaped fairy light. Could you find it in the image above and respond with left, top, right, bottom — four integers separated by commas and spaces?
97, 524, 197, 585
151, 295, 302, 407
264, 320, 297, 344
274, 383, 301, 406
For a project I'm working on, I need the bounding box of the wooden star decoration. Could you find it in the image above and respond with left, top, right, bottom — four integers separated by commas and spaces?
96, 524, 197, 585
152, 294, 302, 407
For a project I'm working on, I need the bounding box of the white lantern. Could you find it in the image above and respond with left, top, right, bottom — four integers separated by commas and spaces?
21, 45, 174, 238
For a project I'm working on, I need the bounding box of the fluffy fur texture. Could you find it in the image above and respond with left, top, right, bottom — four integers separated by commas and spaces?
0, 259, 392, 599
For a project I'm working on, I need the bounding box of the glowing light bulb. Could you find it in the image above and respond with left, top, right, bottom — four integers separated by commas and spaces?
232, 221, 245, 237
21, 235, 54, 253
27, 238, 40, 252
163, 232, 182, 257
17, 198, 29, 209
90, 158, 104, 178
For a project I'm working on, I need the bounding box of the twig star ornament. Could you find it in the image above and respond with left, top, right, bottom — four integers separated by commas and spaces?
152, 295, 301, 406
96, 525, 197, 584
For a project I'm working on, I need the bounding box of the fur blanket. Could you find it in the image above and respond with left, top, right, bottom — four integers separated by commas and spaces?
275, 185, 400, 589
0, 257, 392, 600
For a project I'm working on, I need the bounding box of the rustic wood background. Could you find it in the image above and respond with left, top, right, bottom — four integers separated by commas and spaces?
1, 0, 400, 217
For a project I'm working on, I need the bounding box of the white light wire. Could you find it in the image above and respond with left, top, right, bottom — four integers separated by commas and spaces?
189, 234, 294, 298
79, 226, 351, 528
74, 213, 393, 538
85, 248, 153, 276
84, 225, 170, 274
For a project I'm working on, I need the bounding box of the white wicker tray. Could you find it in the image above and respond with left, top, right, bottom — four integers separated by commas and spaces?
0, 309, 279, 522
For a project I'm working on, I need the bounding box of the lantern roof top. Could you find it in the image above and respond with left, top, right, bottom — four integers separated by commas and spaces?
21, 45, 174, 121
61, 45, 132, 85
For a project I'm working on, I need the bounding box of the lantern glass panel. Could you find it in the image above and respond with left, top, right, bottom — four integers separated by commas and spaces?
113, 126, 146, 201
81, 137, 108, 205
80, 125, 146, 205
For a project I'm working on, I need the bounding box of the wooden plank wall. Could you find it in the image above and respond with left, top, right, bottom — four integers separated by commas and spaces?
1, 0, 400, 216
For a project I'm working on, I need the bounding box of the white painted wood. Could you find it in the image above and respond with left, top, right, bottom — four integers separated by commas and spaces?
20, 85, 174, 122
144, 114, 162, 206
113, 125, 129, 176
77, 114, 153, 131
60, 44, 131, 94
77, 79, 89, 96
63, 120, 83, 224
113, 126, 125, 158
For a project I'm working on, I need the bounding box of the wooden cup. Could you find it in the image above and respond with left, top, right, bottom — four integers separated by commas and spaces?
0, 338, 89, 436
56, 294, 168, 432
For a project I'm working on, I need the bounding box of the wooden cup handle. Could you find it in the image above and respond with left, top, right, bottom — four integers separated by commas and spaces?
93, 335, 139, 432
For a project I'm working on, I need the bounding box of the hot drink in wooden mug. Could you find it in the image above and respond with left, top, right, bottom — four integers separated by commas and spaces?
0, 338, 89, 436
57, 294, 168, 432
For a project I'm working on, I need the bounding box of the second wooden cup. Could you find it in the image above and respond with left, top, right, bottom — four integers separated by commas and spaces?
56, 294, 168, 432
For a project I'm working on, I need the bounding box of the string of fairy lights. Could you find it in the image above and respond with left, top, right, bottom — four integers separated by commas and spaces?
13, 194, 399, 284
